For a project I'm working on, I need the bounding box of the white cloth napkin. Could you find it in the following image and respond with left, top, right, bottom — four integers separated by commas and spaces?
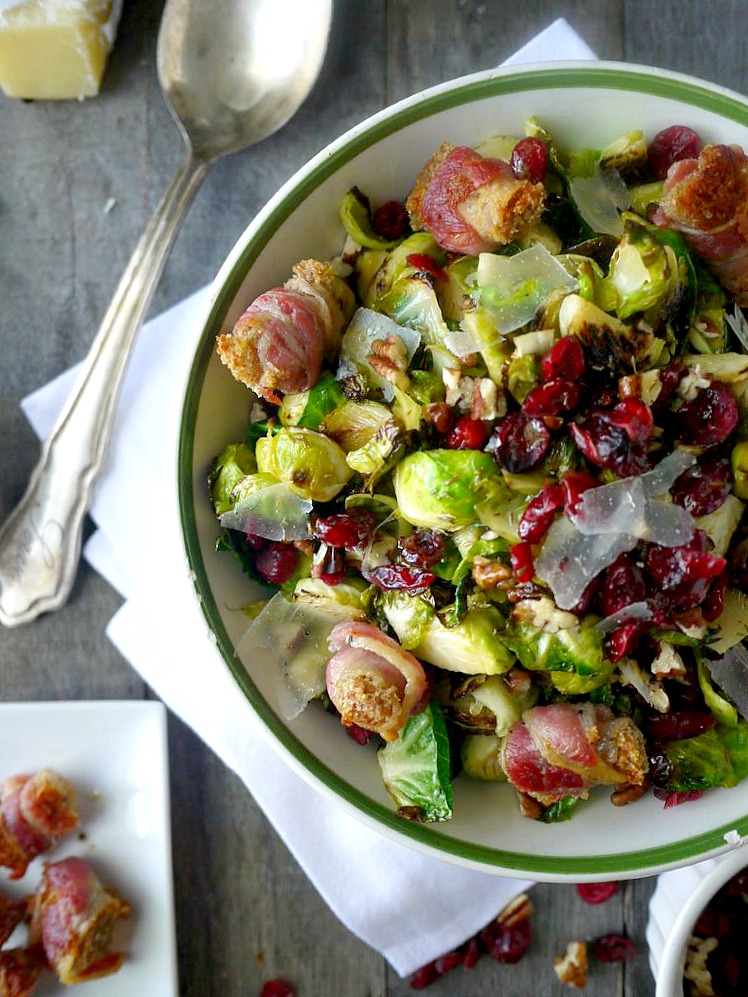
21, 19, 596, 977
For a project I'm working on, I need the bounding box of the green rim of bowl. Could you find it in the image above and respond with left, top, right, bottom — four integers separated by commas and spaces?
178, 64, 748, 878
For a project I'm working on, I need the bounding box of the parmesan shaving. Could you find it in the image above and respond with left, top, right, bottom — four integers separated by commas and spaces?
595, 601, 651, 635
536, 453, 697, 610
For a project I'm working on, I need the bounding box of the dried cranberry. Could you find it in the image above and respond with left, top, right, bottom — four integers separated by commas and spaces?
648, 125, 702, 180
312, 510, 376, 549
703, 570, 728, 622
605, 620, 646, 662
607, 397, 655, 446
653, 788, 703, 808
559, 470, 600, 516
510, 137, 549, 183
590, 934, 637, 963
481, 918, 532, 964
409, 962, 441, 989
461, 937, 481, 969
600, 553, 647, 617
254, 543, 299, 585
695, 908, 731, 938
373, 200, 408, 240
671, 451, 733, 517
518, 483, 565, 543
653, 362, 688, 408
406, 253, 448, 282
510, 542, 535, 583
576, 881, 619, 904
541, 337, 586, 382
365, 563, 436, 592
446, 415, 490, 450
434, 950, 464, 975
398, 530, 445, 568
645, 710, 716, 740
487, 411, 551, 473
346, 724, 375, 745
645, 531, 727, 610
522, 379, 581, 418
677, 380, 739, 447
569, 413, 650, 476
569, 576, 601, 615
261, 982, 295, 997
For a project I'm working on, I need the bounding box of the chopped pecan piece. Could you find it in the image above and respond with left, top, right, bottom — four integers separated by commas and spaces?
368, 335, 410, 391
553, 940, 588, 989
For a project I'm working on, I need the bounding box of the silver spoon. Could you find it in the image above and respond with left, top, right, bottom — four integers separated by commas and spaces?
0, 0, 332, 627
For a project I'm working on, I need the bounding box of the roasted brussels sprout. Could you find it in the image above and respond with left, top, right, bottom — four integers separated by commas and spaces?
255, 427, 352, 502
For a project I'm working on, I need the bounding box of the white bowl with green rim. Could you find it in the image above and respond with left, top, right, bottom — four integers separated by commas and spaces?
177, 61, 748, 881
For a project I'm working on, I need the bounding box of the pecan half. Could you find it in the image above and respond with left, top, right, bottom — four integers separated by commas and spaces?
553, 941, 588, 989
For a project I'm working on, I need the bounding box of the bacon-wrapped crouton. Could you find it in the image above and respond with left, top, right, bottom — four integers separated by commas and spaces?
0, 892, 28, 947
29, 857, 131, 986
216, 258, 355, 403
0, 947, 45, 997
653, 144, 748, 305
326, 621, 429, 741
0, 771, 78, 880
502, 703, 648, 809
406, 143, 545, 255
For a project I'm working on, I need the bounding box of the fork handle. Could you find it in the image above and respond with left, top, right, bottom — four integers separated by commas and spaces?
0, 152, 208, 628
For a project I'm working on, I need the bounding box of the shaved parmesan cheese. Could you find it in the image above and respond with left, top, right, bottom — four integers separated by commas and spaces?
595, 601, 651, 635
220, 482, 312, 542
618, 658, 670, 713
569, 167, 631, 237
569, 453, 696, 545
534, 517, 637, 610
537, 453, 697, 610
474, 243, 578, 333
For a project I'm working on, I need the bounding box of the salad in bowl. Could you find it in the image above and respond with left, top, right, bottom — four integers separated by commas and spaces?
178, 63, 748, 877
208, 112, 748, 829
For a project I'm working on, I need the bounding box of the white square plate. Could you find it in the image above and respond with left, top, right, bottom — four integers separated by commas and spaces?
0, 700, 177, 997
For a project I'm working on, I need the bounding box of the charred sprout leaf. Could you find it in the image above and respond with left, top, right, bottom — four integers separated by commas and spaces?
378, 700, 454, 822
437, 255, 479, 323
629, 180, 664, 217
322, 399, 393, 453
256, 427, 353, 502
280, 372, 347, 430
558, 293, 667, 375
540, 796, 581, 823
209, 443, 257, 515
506, 355, 540, 404
378, 274, 455, 352
460, 733, 507, 781
688, 266, 728, 354
436, 569, 472, 627
408, 368, 445, 405
600, 213, 694, 324
598, 130, 648, 174
293, 577, 367, 617
655, 722, 748, 792
697, 657, 739, 728
384, 593, 513, 675
501, 617, 604, 678
339, 187, 402, 250
357, 231, 441, 306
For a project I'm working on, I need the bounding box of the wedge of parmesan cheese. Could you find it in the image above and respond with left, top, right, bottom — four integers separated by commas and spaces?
0, 0, 122, 100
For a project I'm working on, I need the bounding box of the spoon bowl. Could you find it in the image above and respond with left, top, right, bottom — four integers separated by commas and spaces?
158, 0, 332, 158
0, 0, 332, 628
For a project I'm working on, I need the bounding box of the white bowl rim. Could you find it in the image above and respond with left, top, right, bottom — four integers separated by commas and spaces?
655, 843, 748, 996
177, 59, 748, 880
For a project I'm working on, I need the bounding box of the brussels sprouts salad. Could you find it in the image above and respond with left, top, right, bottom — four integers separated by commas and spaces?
210, 118, 748, 824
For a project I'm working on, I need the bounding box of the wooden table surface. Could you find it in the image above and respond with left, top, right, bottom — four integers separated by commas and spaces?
1, 1, 746, 994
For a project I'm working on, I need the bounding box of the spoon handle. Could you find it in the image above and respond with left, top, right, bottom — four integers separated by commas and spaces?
0, 152, 208, 627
